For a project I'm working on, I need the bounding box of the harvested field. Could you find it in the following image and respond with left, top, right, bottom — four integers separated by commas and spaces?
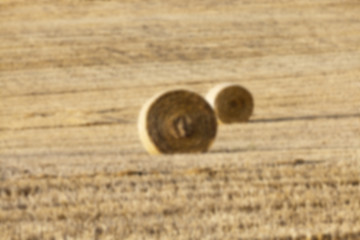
1, 0, 360, 239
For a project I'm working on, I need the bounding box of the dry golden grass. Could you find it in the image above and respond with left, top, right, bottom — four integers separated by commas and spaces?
1, 154, 360, 239
1, 0, 360, 239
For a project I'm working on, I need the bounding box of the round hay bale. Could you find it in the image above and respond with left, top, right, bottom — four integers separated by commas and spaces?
206, 83, 254, 124
138, 89, 217, 154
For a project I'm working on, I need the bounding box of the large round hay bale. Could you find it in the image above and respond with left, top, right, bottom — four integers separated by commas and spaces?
138, 89, 217, 154
206, 83, 254, 124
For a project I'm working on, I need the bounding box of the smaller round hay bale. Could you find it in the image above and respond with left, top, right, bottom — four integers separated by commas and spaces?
138, 89, 217, 154
206, 83, 254, 124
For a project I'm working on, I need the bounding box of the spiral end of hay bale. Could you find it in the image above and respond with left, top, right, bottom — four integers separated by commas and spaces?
138, 89, 217, 155
206, 83, 254, 124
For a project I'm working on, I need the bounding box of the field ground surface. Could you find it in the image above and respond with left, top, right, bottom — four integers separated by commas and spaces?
1, 0, 360, 239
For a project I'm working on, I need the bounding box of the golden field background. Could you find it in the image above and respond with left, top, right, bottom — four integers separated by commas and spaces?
0, 0, 360, 239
